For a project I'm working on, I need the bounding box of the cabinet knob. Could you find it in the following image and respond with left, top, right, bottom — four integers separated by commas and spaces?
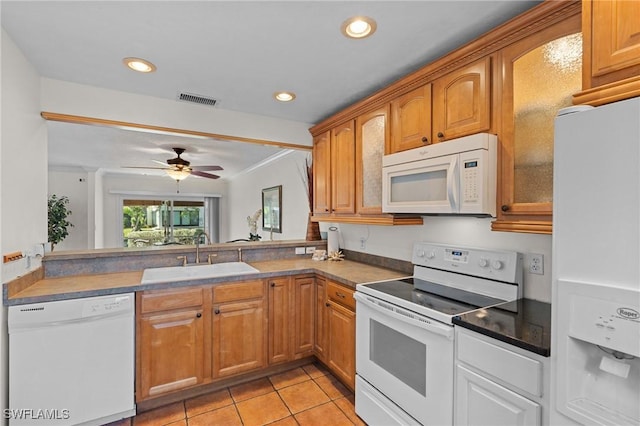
214, 308, 220, 315
437, 132, 445, 140
270, 282, 276, 287
501, 205, 510, 212
196, 312, 202, 318
325, 302, 331, 307
421, 136, 430, 144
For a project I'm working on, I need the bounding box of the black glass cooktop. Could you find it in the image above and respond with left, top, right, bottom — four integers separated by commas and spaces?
362, 278, 505, 317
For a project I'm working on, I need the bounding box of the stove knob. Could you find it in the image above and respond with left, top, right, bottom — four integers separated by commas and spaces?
426, 251, 436, 259
478, 258, 489, 268
492, 260, 503, 270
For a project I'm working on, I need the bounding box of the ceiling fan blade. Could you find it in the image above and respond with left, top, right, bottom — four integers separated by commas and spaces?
191, 170, 220, 179
191, 165, 223, 171
122, 166, 168, 170
152, 160, 169, 167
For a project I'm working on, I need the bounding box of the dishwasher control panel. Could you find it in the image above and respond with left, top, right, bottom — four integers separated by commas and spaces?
82, 294, 133, 318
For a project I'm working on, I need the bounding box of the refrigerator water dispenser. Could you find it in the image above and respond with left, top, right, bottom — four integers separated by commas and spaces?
554, 280, 640, 425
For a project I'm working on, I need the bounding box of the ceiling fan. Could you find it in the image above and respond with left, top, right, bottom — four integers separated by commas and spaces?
125, 147, 223, 181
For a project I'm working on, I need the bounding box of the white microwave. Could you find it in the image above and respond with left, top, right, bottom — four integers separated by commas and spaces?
382, 133, 497, 216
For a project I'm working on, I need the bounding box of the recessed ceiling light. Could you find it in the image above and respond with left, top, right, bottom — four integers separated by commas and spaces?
341, 16, 377, 39
123, 57, 156, 73
274, 91, 296, 102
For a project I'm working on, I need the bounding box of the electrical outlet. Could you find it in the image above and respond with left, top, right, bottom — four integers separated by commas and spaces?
360, 237, 366, 250
305, 247, 316, 254
295, 247, 306, 255
528, 324, 543, 345
529, 253, 544, 275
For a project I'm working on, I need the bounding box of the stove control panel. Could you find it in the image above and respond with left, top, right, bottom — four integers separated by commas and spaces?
413, 242, 523, 284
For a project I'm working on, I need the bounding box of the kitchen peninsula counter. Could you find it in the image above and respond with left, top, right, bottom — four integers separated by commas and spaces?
4, 258, 408, 306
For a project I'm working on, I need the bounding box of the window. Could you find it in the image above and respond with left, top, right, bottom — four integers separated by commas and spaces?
122, 197, 218, 247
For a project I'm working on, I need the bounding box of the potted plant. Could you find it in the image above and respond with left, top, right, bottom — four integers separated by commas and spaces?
48, 194, 73, 251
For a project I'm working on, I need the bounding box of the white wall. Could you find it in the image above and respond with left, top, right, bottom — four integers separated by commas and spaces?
328, 217, 552, 302
227, 150, 310, 241
1, 29, 48, 424
101, 173, 228, 248
48, 168, 90, 251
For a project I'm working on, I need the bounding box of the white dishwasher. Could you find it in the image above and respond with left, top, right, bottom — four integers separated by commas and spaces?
8, 293, 136, 426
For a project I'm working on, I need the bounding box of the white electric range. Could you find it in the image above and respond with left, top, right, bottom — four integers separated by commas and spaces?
355, 242, 523, 425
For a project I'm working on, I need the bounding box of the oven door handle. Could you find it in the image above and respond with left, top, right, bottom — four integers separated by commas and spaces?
354, 292, 453, 339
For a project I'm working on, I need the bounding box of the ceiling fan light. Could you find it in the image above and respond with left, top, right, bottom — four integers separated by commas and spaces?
166, 168, 190, 181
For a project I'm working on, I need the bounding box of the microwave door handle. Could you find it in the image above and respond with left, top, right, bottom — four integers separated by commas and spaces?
447, 156, 459, 211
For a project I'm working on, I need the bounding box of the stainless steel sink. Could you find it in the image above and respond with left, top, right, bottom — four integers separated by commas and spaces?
141, 262, 260, 284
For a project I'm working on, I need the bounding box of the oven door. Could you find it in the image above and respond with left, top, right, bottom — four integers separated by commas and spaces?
355, 292, 454, 426
382, 153, 459, 214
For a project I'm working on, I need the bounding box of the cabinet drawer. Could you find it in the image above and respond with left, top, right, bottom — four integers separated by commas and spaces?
214, 280, 264, 303
457, 330, 542, 397
140, 287, 204, 314
327, 281, 355, 311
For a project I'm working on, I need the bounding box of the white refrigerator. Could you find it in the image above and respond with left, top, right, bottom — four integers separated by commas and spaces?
551, 98, 640, 425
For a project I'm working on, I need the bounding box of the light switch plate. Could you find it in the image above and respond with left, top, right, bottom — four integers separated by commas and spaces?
295, 247, 306, 255
306, 247, 316, 254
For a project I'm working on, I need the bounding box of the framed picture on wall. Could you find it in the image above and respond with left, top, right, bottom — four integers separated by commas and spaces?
262, 185, 282, 233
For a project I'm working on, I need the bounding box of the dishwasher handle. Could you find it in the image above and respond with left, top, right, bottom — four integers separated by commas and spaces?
354, 291, 453, 339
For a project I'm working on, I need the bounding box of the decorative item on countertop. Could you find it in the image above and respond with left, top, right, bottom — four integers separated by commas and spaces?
247, 209, 262, 241
48, 194, 73, 251
328, 250, 345, 261
300, 156, 321, 241
312, 249, 327, 261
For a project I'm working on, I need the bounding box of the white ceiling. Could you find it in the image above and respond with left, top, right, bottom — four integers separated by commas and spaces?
2, 0, 541, 180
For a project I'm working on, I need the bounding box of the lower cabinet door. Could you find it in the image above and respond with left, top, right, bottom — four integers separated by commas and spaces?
212, 299, 267, 378
455, 364, 540, 426
139, 309, 205, 400
327, 301, 356, 389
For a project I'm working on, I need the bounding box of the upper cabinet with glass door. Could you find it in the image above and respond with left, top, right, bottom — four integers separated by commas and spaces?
492, 14, 582, 234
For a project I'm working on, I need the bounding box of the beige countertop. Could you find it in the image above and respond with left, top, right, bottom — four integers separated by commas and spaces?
5, 258, 408, 306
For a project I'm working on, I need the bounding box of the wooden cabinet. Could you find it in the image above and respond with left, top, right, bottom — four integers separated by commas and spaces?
312, 131, 331, 215
325, 280, 356, 390
212, 280, 267, 378
575, 0, 640, 106
331, 120, 357, 214
492, 14, 581, 234
432, 57, 492, 142
136, 287, 209, 401
267, 276, 292, 364
311, 110, 422, 225
311, 122, 356, 216
293, 275, 316, 358
314, 276, 328, 362
268, 275, 316, 365
390, 84, 432, 152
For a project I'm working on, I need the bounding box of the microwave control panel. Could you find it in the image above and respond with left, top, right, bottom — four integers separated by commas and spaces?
462, 160, 479, 203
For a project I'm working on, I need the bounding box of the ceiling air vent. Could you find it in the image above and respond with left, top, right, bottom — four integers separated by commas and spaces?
177, 92, 218, 107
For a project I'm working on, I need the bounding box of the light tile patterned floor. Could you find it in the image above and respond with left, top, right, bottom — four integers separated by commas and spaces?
105, 363, 365, 426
